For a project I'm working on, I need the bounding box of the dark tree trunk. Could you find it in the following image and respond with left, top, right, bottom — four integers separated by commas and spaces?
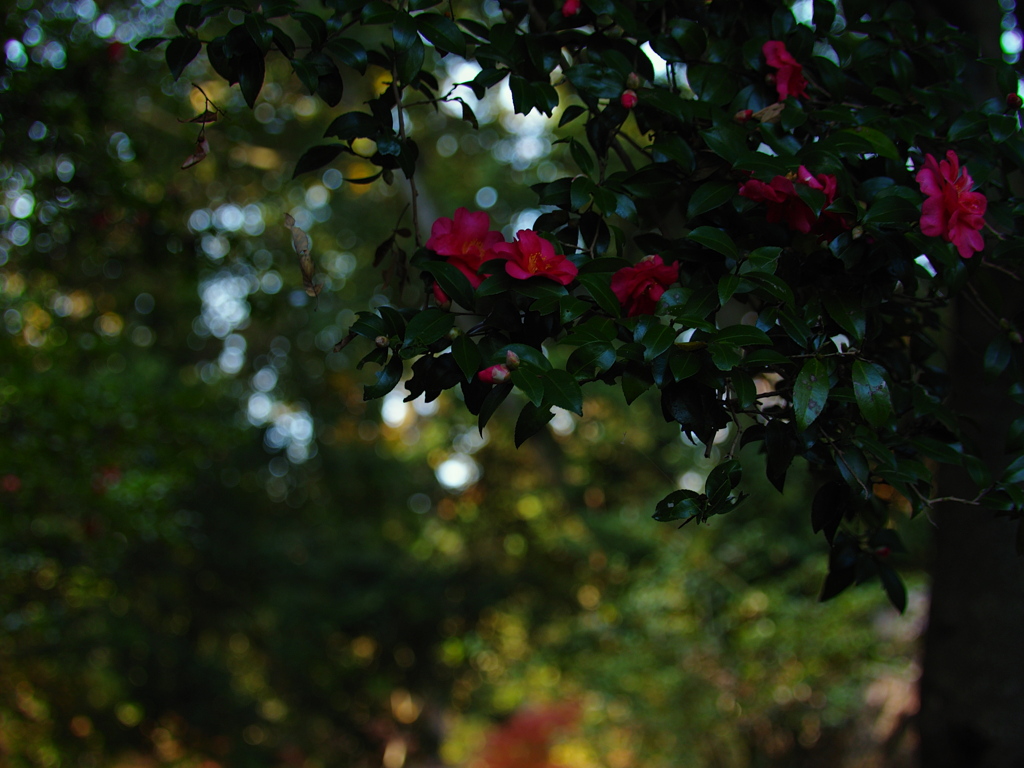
897, 5, 1024, 767
917, 281, 1024, 767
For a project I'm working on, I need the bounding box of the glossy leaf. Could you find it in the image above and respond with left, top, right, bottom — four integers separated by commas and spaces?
794, 358, 830, 432
514, 401, 554, 447
852, 361, 891, 428
166, 37, 202, 81
293, 144, 344, 178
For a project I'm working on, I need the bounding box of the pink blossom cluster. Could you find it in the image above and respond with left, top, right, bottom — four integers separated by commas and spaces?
425, 208, 578, 307
763, 40, 808, 102
915, 150, 987, 259
738, 166, 849, 241
426, 208, 680, 383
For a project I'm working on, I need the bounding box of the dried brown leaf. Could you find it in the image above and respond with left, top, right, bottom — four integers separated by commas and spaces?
181, 136, 210, 170
753, 103, 785, 124
284, 214, 321, 301
179, 110, 219, 124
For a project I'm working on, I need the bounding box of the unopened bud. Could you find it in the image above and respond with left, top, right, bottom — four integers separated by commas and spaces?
626, 71, 642, 90
620, 90, 638, 109
1008, 93, 1023, 110
447, 326, 462, 340
734, 109, 754, 123
505, 350, 520, 370
375, 335, 389, 348
478, 364, 511, 384
561, 0, 581, 16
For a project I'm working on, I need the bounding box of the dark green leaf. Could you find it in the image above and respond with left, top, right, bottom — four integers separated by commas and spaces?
419, 260, 476, 309
713, 325, 772, 347
687, 226, 739, 260
292, 10, 328, 49
136, 37, 169, 52
701, 123, 748, 163
794, 358, 830, 432
363, 352, 404, 400
543, 370, 584, 415
841, 127, 899, 161
634, 317, 675, 360
820, 563, 856, 602
863, 194, 919, 228
393, 11, 419, 52
852, 360, 891, 427
652, 489, 705, 523
401, 308, 455, 353
245, 14, 274, 53
566, 342, 616, 379
511, 369, 545, 406
620, 368, 652, 404
174, 3, 204, 33
731, 371, 757, 409
166, 36, 202, 81
327, 38, 369, 73
478, 382, 513, 433
984, 334, 1012, 376
515, 401, 554, 447
559, 105, 587, 127
577, 272, 621, 317
811, 480, 848, 544
669, 350, 700, 381
238, 52, 266, 107
708, 341, 741, 370
765, 418, 795, 492
706, 459, 742, 505
415, 12, 466, 57
452, 334, 481, 381
687, 182, 736, 219
324, 111, 378, 140
947, 112, 987, 142
823, 293, 867, 341
396, 36, 426, 84
878, 565, 907, 612
292, 144, 344, 178
291, 58, 320, 94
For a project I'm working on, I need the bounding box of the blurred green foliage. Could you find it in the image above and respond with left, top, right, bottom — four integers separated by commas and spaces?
0, 1, 922, 766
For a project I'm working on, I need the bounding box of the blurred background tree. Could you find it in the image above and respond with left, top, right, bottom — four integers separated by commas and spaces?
0, 0, 949, 766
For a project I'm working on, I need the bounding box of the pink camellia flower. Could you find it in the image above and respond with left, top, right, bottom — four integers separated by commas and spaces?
478, 364, 511, 384
561, 0, 581, 16
620, 90, 638, 109
738, 166, 848, 240
495, 229, 578, 285
915, 150, 987, 259
426, 207, 506, 302
611, 255, 678, 317
763, 40, 809, 101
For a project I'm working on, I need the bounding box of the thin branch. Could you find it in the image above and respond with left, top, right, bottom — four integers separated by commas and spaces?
391, 77, 421, 248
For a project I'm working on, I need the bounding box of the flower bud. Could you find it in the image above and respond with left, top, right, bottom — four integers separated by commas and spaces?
734, 109, 754, 123
1008, 93, 1023, 110
374, 335, 389, 348
505, 350, 520, 370
478, 364, 511, 384
447, 326, 462, 341
561, 0, 581, 16
626, 71, 642, 90
620, 90, 638, 109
